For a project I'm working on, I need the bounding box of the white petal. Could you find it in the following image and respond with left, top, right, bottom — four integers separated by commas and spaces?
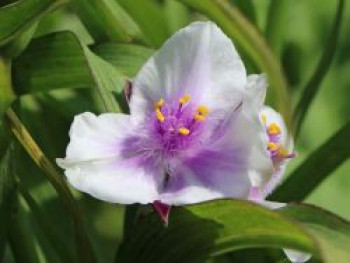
60, 159, 161, 204
57, 112, 161, 204
64, 112, 132, 161
283, 249, 312, 263
246, 74, 268, 109
130, 21, 246, 123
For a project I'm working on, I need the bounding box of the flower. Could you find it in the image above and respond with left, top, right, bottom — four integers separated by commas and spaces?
56, 22, 272, 207
246, 74, 310, 263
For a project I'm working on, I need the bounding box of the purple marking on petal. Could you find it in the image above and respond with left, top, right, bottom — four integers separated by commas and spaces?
153, 201, 171, 225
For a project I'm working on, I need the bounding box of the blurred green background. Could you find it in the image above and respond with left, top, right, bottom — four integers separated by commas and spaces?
1, 0, 349, 262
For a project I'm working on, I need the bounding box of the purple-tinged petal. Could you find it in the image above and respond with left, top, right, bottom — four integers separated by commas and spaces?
130, 22, 246, 124
153, 201, 171, 226
56, 112, 162, 204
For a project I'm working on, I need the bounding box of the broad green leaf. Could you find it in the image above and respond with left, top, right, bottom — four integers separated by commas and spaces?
117, 0, 170, 47
179, 0, 292, 126
116, 200, 315, 263
92, 43, 154, 77
270, 121, 350, 202
13, 31, 124, 112
0, 0, 66, 47
293, 0, 345, 138
164, 0, 191, 34
70, 0, 142, 43
1, 22, 38, 59
279, 204, 350, 263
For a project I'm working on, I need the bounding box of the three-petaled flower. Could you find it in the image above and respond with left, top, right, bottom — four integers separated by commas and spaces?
57, 22, 273, 208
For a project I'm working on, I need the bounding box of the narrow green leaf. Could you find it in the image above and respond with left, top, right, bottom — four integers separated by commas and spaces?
279, 203, 350, 263
5, 108, 97, 263
179, 0, 292, 126
0, 0, 66, 46
116, 200, 315, 263
70, 0, 142, 43
270, 121, 350, 202
7, 194, 41, 263
92, 43, 154, 77
164, 0, 191, 34
13, 32, 125, 112
117, 0, 170, 47
0, 57, 15, 115
20, 187, 76, 263
0, 141, 16, 259
293, 0, 345, 138
229, 0, 256, 24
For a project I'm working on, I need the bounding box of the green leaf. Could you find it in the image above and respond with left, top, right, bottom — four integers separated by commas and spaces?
279, 203, 350, 263
117, 0, 170, 47
179, 0, 292, 126
5, 108, 97, 263
164, 0, 191, 34
293, 0, 345, 138
92, 43, 154, 77
229, 0, 256, 24
0, 57, 15, 114
0, 0, 66, 47
13, 31, 124, 112
70, 0, 142, 43
0, 141, 16, 260
116, 200, 315, 263
265, 0, 289, 55
270, 121, 350, 202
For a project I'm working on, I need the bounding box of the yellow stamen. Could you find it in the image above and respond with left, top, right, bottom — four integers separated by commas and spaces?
194, 114, 205, 122
268, 123, 281, 135
268, 142, 278, 151
261, 113, 267, 125
155, 98, 164, 109
197, 105, 210, 116
178, 128, 190, 135
179, 94, 191, 105
156, 108, 165, 123
277, 146, 288, 158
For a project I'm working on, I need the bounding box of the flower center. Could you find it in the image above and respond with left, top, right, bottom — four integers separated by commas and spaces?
151, 94, 209, 156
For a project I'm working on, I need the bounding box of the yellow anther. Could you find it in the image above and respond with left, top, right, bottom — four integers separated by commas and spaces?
155, 98, 164, 109
268, 142, 278, 151
261, 113, 267, 125
156, 108, 165, 123
277, 147, 288, 158
197, 105, 210, 116
178, 128, 190, 135
179, 94, 191, 105
194, 114, 205, 122
268, 123, 281, 135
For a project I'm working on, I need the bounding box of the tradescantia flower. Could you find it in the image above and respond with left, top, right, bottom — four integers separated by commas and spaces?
246, 75, 311, 263
56, 22, 273, 207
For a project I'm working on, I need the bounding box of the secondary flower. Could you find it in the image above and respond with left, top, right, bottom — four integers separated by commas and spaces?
57, 22, 273, 206
246, 75, 310, 263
